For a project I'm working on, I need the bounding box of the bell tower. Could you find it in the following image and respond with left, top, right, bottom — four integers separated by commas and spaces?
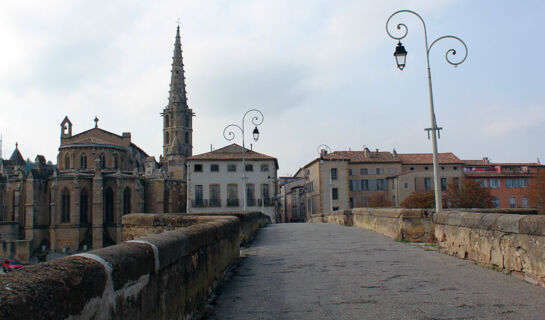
162, 25, 194, 162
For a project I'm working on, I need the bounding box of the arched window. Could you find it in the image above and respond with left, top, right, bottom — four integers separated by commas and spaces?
64, 155, 70, 169
185, 114, 190, 127
123, 187, 131, 215
165, 114, 169, 127
113, 154, 118, 169
165, 132, 170, 144
61, 188, 70, 223
99, 154, 106, 169
80, 189, 88, 224
80, 154, 87, 169
105, 187, 114, 224
185, 131, 189, 143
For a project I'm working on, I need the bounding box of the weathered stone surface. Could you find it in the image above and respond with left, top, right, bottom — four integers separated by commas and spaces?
315, 208, 434, 242
435, 211, 545, 287
519, 215, 545, 236
93, 242, 155, 291
496, 214, 523, 233
0, 212, 269, 319
0, 256, 106, 319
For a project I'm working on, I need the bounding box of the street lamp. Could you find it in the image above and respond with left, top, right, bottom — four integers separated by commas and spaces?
317, 144, 333, 213
223, 109, 264, 212
386, 10, 468, 212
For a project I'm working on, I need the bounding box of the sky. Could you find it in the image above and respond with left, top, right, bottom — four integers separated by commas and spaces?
0, 0, 544, 176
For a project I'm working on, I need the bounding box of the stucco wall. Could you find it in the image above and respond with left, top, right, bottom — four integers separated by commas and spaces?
0, 212, 269, 319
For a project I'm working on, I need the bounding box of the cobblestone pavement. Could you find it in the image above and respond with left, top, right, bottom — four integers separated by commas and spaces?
207, 223, 545, 320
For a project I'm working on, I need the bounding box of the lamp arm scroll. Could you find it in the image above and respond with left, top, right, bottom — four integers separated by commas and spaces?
428, 35, 468, 67
223, 124, 242, 142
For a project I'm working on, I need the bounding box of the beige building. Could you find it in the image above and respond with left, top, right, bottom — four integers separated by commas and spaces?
187, 144, 279, 222
296, 147, 464, 215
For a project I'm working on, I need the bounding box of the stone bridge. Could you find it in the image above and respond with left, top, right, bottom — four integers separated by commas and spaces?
0, 209, 545, 319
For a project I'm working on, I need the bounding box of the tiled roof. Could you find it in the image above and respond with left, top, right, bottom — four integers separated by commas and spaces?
463, 160, 489, 166
188, 144, 277, 161
322, 151, 400, 163
464, 160, 544, 167
398, 153, 462, 164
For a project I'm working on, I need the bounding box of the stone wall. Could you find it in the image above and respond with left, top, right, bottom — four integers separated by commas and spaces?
434, 211, 545, 287
123, 211, 271, 245
0, 222, 18, 241
0, 240, 30, 264
0, 211, 269, 319
310, 208, 434, 242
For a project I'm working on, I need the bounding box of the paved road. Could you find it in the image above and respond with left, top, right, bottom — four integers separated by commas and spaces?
207, 223, 545, 320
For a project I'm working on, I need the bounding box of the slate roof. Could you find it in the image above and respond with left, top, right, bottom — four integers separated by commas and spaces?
9, 145, 25, 166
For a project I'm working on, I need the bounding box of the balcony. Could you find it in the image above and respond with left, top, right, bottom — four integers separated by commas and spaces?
227, 199, 239, 207
209, 199, 221, 207
191, 199, 208, 208
258, 198, 275, 206
247, 198, 256, 207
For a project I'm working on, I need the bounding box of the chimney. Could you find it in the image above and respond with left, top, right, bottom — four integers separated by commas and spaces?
375, 148, 379, 154
483, 157, 489, 164
364, 148, 370, 158
392, 148, 397, 157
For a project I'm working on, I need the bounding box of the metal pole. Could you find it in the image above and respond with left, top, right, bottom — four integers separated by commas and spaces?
427, 66, 442, 211
223, 109, 264, 213
386, 9, 468, 213
329, 157, 333, 212
242, 120, 246, 212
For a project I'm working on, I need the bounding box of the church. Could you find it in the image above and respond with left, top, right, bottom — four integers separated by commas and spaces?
0, 26, 193, 262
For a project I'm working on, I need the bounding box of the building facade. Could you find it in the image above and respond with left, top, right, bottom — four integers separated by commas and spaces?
278, 177, 306, 223
187, 144, 279, 222
463, 159, 544, 208
0, 27, 191, 262
296, 147, 464, 216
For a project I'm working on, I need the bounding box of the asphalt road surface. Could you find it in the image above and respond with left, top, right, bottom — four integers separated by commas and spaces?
207, 223, 545, 320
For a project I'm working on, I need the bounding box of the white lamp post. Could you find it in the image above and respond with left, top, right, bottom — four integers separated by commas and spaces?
386, 10, 468, 212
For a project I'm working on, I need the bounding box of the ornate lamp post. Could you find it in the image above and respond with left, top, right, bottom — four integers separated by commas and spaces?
386, 10, 468, 212
223, 109, 264, 212
317, 144, 333, 213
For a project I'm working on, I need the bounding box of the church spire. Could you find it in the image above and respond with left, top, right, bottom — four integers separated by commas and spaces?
169, 25, 188, 107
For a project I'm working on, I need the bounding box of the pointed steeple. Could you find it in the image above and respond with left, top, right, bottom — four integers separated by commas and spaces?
169, 25, 188, 107
163, 25, 194, 162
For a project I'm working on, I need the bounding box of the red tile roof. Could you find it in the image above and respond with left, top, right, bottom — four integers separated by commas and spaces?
397, 153, 462, 164
323, 150, 400, 163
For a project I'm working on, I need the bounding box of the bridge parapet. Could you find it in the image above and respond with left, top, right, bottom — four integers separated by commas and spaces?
434, 211, 545, 287
0, 211, 269, 319
310, 208, 434, 242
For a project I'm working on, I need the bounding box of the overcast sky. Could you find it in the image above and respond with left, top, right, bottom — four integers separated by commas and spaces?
1, 1, 544, 175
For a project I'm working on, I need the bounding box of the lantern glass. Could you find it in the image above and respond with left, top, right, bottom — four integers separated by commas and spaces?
394, 42, 407, 70
252, 127, 259, 142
